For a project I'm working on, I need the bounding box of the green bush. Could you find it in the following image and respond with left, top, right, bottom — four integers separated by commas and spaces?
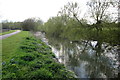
27, 68, 53, 79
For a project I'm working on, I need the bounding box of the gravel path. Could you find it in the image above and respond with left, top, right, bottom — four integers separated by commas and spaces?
0, 30, 21, 40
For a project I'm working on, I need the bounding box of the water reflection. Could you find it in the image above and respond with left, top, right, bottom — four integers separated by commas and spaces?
35, 32, 119, 78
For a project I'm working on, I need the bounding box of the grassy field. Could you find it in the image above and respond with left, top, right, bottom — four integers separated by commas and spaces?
2, 31, 75, 78
1, 31, 30, 79
0, 30, 17, 35
2, 31, 30, 61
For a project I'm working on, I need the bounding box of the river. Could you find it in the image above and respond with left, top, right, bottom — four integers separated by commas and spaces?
35, 32, 119, 78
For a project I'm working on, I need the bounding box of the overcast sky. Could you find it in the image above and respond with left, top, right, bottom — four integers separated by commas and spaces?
0, 0, 89, 22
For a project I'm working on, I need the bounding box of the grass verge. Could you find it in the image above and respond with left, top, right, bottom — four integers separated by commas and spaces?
2, 31, 30, 62
2, 33, 75, 78
0, 30, 17, 35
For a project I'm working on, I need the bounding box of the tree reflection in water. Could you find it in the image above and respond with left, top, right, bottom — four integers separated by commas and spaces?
36, 32, 119, 78
49, 38, 119, 78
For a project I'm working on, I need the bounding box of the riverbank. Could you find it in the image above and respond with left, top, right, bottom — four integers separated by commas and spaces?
33, 31, 119, 78
2, 32, 75, 78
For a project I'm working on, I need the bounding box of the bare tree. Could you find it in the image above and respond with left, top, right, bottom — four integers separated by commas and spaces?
58, 2, 84, 26
87, 0, 118, 31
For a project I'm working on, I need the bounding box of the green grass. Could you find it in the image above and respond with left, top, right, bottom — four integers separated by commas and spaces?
2, 32, 75, 78
0, 30, 17, 35
2, 31, 30, 62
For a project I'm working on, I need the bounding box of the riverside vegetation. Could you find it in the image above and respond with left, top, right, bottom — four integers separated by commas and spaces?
2, 31, 75, 79
40, 16, 120, 46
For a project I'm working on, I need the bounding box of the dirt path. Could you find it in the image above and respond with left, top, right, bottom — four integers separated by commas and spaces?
0, 30, 21, 40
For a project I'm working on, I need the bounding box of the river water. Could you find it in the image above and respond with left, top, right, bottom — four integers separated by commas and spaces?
35, 32, 119, 78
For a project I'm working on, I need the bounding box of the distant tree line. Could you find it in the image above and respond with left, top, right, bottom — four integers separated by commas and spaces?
2, 20, 22, 30
1, 18, 43, 32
